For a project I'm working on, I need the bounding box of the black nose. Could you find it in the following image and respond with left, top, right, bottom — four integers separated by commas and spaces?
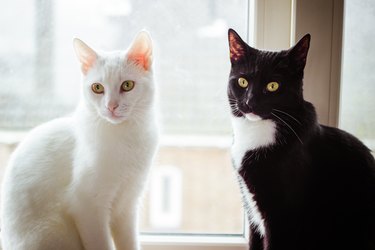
244, 93, 256, 111
246, 105, 253, 113
240, 102, 253, 113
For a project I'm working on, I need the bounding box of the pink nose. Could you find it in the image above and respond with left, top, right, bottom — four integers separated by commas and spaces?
107, 103, 119, 112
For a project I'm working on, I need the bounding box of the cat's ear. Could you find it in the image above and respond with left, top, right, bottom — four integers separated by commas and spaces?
228, 29, 249, 64
73, 38, 98, 75
289, 34, 311, 70
127, 31, 153, 71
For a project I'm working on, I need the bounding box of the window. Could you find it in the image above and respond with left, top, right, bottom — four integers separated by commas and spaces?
1, 0, 348, 249
0, 0, 252, 249
149, 166, 182, 230
340, 0, 375, 153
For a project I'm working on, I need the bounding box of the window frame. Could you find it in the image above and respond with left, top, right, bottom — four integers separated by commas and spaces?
294, 0, 344, 127
140, 0, 344, 249
0, 0, 344, 249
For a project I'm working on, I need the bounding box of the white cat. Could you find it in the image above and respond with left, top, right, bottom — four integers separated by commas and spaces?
0, 31, 158, 250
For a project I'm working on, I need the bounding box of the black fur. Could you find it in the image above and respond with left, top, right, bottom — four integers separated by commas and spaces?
228, 28, 375, 250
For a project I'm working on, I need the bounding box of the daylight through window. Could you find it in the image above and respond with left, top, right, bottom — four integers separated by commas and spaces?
0, 0, 249, 236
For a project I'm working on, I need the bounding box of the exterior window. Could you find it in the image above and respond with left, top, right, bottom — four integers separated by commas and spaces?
2, 1, 355, 250
0, 0, 248, 242
340, 0, 375, 153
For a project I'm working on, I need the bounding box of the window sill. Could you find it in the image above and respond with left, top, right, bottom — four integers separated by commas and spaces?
141, 234, 248, 250
0, 129, 233, 148
0, 130, 28, 145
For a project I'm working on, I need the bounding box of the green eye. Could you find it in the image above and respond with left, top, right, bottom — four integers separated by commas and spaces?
91, 83, 104, 94
121, 80, 135, 92
266, 81, 279, 92
238, 77, 248, 88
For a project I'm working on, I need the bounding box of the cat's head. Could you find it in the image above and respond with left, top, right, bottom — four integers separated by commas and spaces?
73, 31, 154, 124
227, 28, 310, 122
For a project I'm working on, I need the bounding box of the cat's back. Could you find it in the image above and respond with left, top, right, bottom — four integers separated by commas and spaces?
305, 125, 375, 248
3, 116, 76, 205
1, 116, 83, 250
311, 125, 375, 170
308, 124, 375, 198
312, 125, 375, 207
2, 116, 76, 208
2, 118, 75, 210
5, 116, 76, 179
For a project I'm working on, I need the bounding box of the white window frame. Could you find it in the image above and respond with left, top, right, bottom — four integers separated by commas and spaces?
149, 165, 182, 229
139, 0, 344, 249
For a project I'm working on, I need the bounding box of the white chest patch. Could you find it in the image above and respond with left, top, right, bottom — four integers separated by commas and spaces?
237, 174, 265, 236
231, 117, 277, 236
231, 117, 277, 169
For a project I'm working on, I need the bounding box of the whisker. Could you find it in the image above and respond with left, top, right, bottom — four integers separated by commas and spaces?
256, 151, 260, 161
227, 99, 240, 104
272, 108, 302, 125
229, 105, 240, 111
232, 108, 242, 115
228, 101, 242, 116
271, 112, 303, 144
242, 168, 247, 179
242, 152, 254, 164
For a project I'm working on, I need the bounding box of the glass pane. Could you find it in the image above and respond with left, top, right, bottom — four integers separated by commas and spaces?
0, 0, 248, 235
340, 0, 375, 152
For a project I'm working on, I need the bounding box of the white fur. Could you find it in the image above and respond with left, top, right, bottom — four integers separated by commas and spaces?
1, 32, 158, 250
231, 116, 277, 236
231, 116, 276, 169
237, 174, 265, 236
244, 113, 262, 122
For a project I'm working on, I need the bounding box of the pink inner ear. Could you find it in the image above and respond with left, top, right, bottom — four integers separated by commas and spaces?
73, 38, 98, 75
229, 33, 246, 62
81, 64, 90, 75
80, 54, 96, 74
128, 53, 150, 70
127, 32, 153, 71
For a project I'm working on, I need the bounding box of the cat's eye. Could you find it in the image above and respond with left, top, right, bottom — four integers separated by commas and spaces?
121, 80, 135, 92
266, 81, 279, 92
91, 83, 104, 94
238, 77, 248, 88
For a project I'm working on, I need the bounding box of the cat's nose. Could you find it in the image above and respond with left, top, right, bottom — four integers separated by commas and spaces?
244, 101, 254, 113
245, 98, 255, 112
245, 106, 254, 114
107, 103, 119, 112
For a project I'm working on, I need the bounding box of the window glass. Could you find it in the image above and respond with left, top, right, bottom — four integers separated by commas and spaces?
0, 0, 248, 234
340, 0, 375, 153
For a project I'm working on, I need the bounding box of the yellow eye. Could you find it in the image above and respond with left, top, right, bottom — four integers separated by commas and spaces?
121, 80, 135, 92
266, 82, 279, 92
91, 83, 104, 94
238, 77, 248, 88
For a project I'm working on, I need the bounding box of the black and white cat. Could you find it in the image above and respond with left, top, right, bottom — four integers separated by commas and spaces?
227, 28, 375, 250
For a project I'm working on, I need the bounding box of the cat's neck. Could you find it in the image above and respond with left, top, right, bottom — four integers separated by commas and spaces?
232, 101, 319, 168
